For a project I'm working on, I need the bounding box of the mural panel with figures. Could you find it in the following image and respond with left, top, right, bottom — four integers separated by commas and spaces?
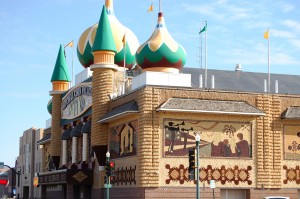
284, 125, 300, 160
164, 119, 252, 158
109, 120, 138, 159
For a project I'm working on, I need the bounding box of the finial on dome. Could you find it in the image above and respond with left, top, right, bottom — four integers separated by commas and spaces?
105, 0, 114, 15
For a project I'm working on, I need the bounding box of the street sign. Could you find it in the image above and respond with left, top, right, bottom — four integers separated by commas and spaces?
104, 183, 112, 188
0, 162, 4, 169
210, 180, 216, 189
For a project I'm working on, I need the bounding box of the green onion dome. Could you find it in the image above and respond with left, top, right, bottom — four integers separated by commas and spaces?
77, 0, 139, 69
136, 12, 186, 73
47, 99, 52, 115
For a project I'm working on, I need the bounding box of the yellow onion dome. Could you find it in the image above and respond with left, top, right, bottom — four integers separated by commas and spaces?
77, 0, 139, 69
136, 12, 186, 73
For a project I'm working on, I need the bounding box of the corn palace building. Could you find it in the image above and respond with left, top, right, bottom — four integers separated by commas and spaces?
35, 0, 300, 198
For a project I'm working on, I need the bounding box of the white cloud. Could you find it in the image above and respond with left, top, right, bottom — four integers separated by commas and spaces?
280, 3, 294, 13
181, 1, 250, 22
289, 39, 300, 49
219, 43, 299, 66
271, 29, 294, 39
279, 20, 300, 33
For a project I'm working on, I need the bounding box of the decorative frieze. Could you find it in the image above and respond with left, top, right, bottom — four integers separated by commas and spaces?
165, 164, 252, 185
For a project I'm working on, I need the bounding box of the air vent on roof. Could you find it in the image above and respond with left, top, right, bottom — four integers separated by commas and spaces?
199, 75, 203, 88
264, 79, 267, 92
275, 80, 278, 93
235, 64, 242, 71
211, 75, 215, 89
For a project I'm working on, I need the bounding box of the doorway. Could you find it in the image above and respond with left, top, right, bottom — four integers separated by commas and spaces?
23, 186, 29, 199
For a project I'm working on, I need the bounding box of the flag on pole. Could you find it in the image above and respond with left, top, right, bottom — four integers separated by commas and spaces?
148, 3, 153, 12
65, 40, 74, 48
264, 30, 269, 39
64, 40, 74, 87
199, 23, 207, 34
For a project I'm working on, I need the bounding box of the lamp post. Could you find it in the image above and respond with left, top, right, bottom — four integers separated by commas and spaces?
106, 152, 110, 199
195, 133, 201, 199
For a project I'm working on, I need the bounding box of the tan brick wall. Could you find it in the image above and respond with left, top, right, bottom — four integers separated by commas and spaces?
49, 94, 62, 157
91, 68, 114, 146
137, 87, 160, 187
270, 96, 282, 188
91, 85, 300, 191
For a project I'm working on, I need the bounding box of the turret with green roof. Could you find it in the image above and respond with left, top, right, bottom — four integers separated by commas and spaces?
90, 5, 118, 159
49, 44, 71, 169
51, 44, 71, 82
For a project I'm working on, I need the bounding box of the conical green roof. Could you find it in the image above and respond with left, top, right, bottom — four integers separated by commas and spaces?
51, 45, 71, 82
92, 5, 116, 52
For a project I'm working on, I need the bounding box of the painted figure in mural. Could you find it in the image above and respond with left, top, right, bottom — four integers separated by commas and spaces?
181, 127, 193, 149
165, 122, 180, 153
222, 139, 232, 157
235, 133, 249, 157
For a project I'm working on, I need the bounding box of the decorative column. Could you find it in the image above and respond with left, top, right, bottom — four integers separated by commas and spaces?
82, 133, 88, 162
82, 120, 91, 162
270, 96, 282, 188
72, 137, 78, 164
137, 87, 160, 187
256, 95, 272, 188
62, 140, 67, 165
49, 45, 71, 169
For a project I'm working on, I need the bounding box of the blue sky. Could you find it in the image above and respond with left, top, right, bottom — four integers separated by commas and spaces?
0, 0, 299, 167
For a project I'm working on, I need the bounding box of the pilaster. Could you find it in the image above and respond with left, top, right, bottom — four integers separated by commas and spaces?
138, 87, 160, 187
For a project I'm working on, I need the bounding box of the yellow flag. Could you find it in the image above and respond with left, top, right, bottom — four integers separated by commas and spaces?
65, 40, 74, 48
147, 3, 153, 12
264, 30, 269, 39
122, 34, 126, 47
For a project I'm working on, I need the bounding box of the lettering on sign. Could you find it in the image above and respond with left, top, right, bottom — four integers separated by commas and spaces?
61, 83, 92, 119
39, 173, 67, 184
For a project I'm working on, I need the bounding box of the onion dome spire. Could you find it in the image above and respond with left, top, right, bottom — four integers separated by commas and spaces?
51, 45, 71, 82
77, 0, 139, 69
50, 45, 70, 92
136, 10, 186, 73
92, 5, 116, 53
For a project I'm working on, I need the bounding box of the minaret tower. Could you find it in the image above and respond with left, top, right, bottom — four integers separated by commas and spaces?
90, 5, 117, 165
49, 45, 71, 169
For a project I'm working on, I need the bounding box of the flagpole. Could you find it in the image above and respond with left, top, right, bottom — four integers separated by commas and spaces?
200, 31, 202, 69
205, 21, 207, 89
72, 40, 74, 87
267, 27, 270, 93
123, 35, 126, 95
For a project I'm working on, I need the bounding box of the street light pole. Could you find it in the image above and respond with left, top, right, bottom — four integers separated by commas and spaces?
106, 152, 110, 199
195, 133, 201, 199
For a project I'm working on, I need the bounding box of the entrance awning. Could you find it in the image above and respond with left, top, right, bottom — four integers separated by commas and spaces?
157, 98, 265, 116
37, 133, 51, 145
98, 101, 139, 123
